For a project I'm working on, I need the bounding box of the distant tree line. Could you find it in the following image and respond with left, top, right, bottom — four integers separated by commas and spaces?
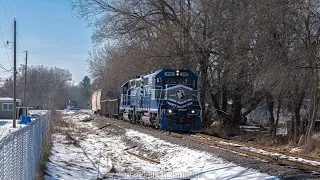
71, 0, 320, 145
0, 65, 91, 110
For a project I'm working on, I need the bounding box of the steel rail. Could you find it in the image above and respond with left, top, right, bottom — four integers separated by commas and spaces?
170, 132, 320, 173
196, 133, 320, 162
126, 151, 160, 164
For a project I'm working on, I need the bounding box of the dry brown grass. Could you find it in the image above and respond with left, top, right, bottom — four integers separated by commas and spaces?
201, 121, 240, 139
202, 122, 289, 153
300, 139, 320, 158
35, 110, 54, 180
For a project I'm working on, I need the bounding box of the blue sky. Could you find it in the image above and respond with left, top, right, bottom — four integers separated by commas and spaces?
0, 0, 93, 83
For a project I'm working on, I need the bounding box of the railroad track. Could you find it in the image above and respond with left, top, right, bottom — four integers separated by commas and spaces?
170, 132, 320, 173
96, 116, 320, 173
196, 133, 320, 162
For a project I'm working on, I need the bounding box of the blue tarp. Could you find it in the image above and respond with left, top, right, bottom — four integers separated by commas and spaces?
19, 116, 31, 124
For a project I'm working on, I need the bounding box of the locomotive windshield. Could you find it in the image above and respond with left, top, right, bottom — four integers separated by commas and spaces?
177, 78, 188, 84
165, 77, 189, 84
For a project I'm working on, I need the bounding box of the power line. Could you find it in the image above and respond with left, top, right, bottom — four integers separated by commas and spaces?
0, 26, 12, 68
4, 0, 13, 18
3, 0, 25, 50
0, 52, 24, 55
0, 63, 9, 71
0, 0, 12, 26
0, 71, 12, 77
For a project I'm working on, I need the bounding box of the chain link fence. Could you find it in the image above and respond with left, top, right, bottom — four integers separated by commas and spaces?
0, 111, 50, 180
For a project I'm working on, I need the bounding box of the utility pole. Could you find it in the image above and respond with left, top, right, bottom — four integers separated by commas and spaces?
23, 51, 28, 107
13, 19, 17, 128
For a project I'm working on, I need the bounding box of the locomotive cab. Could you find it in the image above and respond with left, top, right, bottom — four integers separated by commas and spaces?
152, 69, 202, 130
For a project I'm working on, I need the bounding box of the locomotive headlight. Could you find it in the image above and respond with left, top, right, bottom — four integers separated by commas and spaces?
176, 70, 179, 76
191, 110, 195, 114
168, 109, 173, 114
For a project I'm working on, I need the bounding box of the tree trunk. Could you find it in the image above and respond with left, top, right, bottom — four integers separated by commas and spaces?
266, 93, 275, 136
231, 94, 241, 134
306, 69, 318, 142
290, 92, 304, 145
273, 99, 281, 137
222, 87, 228, 113
199, 51, 211, 127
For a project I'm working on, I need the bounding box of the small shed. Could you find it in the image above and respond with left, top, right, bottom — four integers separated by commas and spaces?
0, 97, 22, 119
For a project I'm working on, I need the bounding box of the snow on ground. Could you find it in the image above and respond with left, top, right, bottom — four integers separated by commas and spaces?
124, 129, 277, 180
29, 110, 49, 116
276, 126, 288, 135
0, 119, 27, 140
46, 111, 278, 180
0, 110, 49, 141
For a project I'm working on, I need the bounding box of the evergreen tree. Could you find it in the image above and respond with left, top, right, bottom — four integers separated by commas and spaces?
79, 76, 91, 108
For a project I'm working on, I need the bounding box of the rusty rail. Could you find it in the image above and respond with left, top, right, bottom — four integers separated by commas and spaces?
196, 133, 320, 162
127, 151, 160, 164
170, 133, 320, 173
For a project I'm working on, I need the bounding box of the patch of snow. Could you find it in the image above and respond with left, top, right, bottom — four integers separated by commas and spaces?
72, 114, 92, 121
276, 127, 288, 135
0, 120, 27, 140
0, 97, 22, 102
29, 110, 49, 116
312, 132, 320, 140
46, 112, 278, 180
0, 110, 49, 141
60, 110, 76, 115
45, 133, 99, 180
290, 147, 302, 153
124, 129, 278, 180
80, 109, 93, 114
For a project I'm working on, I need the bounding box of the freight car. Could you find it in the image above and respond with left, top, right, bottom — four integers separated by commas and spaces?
91, 88, 120, 117
92, 69, 202, 131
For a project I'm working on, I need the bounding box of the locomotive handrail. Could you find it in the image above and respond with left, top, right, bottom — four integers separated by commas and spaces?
155, 86, 164, 113
196, 94, 203, 120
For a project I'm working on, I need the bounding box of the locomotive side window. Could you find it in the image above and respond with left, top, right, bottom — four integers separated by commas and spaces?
191, 79, 196, 89
136, 80, 141, 87
156, 77, 163, 86
143, 78, 148, 85
130, 80, 135, 88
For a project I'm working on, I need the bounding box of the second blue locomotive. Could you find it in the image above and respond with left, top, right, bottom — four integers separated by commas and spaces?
119, 69, 202, 131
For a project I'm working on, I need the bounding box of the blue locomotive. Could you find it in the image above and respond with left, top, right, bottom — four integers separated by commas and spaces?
119, 69, 202, 131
